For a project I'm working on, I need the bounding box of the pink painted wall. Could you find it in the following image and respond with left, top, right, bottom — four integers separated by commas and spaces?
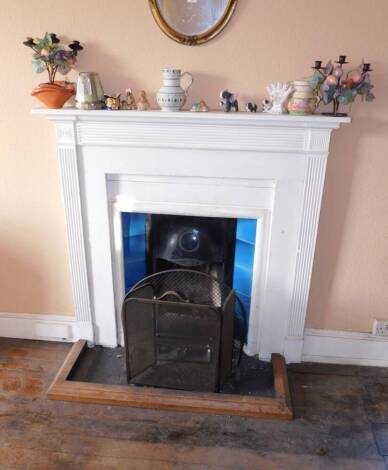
1, 0, 387, 331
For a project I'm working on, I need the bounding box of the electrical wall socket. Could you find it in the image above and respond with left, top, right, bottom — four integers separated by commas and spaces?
372, 320, 388, 337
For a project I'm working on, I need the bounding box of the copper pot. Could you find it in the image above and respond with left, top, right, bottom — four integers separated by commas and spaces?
31, 82, 75, 109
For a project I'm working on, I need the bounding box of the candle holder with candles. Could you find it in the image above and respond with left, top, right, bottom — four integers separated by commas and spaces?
308, 55, 375, 116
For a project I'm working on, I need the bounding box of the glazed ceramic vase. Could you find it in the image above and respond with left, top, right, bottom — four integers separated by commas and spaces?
31, 82, 75, 109
288, 80, 319, 115
157, 69, 193, 111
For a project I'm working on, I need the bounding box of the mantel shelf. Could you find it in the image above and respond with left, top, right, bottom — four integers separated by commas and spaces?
32, 107, 351, 129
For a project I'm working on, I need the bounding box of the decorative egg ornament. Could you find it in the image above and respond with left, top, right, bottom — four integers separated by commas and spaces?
325, 75, 338, 86
350, 70, 363, 84
333, 66, 344, 78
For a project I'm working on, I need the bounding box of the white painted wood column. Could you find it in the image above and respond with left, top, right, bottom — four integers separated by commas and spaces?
54, 117, 94, 342
285, 130, 332, 361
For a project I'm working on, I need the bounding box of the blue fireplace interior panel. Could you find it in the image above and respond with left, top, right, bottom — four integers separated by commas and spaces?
122, 213, 147, 292
122, 214, 257, 320
232, 219, 257, 321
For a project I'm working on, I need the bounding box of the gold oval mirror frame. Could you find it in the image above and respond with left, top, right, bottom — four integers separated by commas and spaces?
149, 0, 238, 46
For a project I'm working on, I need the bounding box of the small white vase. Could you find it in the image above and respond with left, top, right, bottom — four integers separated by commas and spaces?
157, 69, 193, 112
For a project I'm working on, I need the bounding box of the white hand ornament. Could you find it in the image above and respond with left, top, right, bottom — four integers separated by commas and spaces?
263, 82, 294, 114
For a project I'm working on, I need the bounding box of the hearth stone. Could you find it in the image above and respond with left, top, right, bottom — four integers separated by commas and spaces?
68, 346, 275, 398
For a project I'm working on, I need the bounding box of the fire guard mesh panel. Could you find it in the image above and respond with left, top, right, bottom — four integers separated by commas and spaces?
122, 269, 236, 392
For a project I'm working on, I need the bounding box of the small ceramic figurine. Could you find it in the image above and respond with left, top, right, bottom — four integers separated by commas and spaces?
220, 90, 238, 112
136, 90, 150, 111
246, 102, 258, 113
190, 99, 209, 112
125, 88, 137, 110
262, 82, 294, 114
120, 98, 129, 110
105, 93, 121, 110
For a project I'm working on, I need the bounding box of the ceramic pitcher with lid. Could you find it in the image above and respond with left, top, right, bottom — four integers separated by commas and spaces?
157, 69, 193, 111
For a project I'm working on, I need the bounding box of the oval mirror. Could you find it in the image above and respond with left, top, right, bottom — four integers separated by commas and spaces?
149, 0, 238, 45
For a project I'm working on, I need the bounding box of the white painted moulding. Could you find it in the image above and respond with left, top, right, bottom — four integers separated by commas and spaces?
303, 328, 388, 367
3, 314, 388, 369
0, 312, 76, 342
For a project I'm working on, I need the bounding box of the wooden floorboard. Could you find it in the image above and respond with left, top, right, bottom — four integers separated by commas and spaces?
0, 337, 387, 469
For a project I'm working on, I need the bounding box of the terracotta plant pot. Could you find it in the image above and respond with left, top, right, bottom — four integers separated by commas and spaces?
31, 82, 75, 109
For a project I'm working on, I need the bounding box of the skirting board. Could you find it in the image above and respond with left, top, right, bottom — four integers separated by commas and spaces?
2, 313, 388, 368
303, 328, 388, 367
0, 312, 78, 342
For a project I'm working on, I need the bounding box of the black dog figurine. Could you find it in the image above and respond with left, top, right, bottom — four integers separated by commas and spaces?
246, 102, 258, 113
220, 89, 238, 112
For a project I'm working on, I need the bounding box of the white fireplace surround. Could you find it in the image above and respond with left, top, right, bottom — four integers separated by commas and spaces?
28, 108, 350, 363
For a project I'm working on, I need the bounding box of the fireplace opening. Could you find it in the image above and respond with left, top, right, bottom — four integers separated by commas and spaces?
121, 213, 257, 392
122, 213, 257, 318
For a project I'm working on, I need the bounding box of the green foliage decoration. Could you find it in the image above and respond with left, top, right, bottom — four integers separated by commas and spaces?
308, 57, 375, 115
23, 33, 83, 84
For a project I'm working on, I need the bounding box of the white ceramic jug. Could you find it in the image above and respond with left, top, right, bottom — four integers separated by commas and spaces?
157, 69, 193, 112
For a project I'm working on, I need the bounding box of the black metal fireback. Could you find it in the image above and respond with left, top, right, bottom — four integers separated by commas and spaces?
146, 215, 236, 287
122, 270, 236, 392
